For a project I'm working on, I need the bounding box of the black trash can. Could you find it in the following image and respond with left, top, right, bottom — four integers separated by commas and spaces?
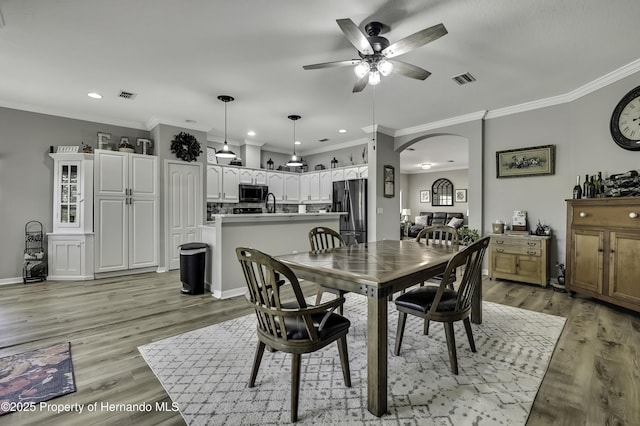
178, 242, 208, 295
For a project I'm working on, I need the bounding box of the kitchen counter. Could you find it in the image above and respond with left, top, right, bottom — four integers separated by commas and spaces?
207, 212, 344, 223
200, 213, 343, 299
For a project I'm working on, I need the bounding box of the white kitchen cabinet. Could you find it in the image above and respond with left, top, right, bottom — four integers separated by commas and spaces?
284, 173, 300, 202
47, 234, 94, 280
267, 172, 284, 201
344, 165, 368, 180
47, 153, 95, 280
94, 149, 159, 274
207, 165, 240, 202
300, 172, 320, 202
222, 167, 239, 202
331, 169, 344, 182
206, 165, 223, 201
239, 168, 267, 185
320, 171, 332, 202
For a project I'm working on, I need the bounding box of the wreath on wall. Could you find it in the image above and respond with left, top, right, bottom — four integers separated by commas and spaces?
170, 132, 202, 162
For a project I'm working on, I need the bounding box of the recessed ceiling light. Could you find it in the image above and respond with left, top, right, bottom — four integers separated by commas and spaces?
421, 163, 432, 170
338, 129, 347, 133
294, 141, 301, 145
247, 130, 256, 136
87, 92, 102, 99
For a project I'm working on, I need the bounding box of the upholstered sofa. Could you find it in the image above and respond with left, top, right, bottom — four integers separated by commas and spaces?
407, 212, 465, 238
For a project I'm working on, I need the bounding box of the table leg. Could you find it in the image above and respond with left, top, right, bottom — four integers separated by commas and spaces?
471, 267, 482, 324
367, 294, 388, 416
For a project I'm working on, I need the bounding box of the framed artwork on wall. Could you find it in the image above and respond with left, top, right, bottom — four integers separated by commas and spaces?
455, 189, 467, 203
383, 165, 394, 198
420, 190, 430, 203
496, 144, 555, 178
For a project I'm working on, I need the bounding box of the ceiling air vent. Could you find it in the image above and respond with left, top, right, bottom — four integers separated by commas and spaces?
318, 138, 330, 142
118, 90, 137, 100
451, 72, 476, 85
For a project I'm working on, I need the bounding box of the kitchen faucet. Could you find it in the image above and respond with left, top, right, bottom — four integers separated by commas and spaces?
265, 192, 276, 213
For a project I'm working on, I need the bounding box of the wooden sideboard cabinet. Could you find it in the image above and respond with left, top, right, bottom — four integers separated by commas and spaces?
566, 197, 640, 313
489, 234, 550, 287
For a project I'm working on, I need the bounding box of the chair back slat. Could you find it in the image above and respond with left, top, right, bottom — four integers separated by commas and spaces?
236, 247, 319, 342
415, 225, 459, 245
309, 226, 345, 251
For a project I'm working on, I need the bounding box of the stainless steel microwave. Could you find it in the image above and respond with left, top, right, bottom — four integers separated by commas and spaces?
239, 184, 268, 203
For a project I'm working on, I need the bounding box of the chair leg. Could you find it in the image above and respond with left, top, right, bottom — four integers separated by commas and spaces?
338, 291, 345, 315
443, 322, 459, 375
423, 319, 430, 335
394, 312, 407, 356
337, 336, 351, 387
463, 317, 476, 352
291, 353, 301, 423
315, 285, 324, 306
249, 341, 266, 387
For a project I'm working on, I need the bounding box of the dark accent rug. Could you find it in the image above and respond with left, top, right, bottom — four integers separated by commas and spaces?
0, 342, 76, 415
140, 297, 566, 425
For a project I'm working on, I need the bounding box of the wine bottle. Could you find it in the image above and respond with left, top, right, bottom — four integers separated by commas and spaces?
588, 175, 596, 198
572, 175, 582, 199
594, 171, 603, 197
583, 174, 590, 198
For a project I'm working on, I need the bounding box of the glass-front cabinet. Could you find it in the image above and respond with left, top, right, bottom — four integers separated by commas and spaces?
48, 153, 94, 280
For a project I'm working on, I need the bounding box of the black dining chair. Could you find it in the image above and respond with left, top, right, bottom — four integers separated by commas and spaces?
309, 226, 347, 313
415, 225, 460, 290
393, 236, 490, 375
236, 247, 352, 422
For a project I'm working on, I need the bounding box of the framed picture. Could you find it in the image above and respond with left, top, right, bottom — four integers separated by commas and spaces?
496, 144, 555, 178
383, 165, 394, 198
455, 189, 467, 203
420, 190, 430, 203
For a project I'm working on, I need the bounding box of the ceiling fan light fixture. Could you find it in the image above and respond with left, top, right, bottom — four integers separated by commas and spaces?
368, 70, 381, 86
354, 60, 370, 78
378, 59, 393, 76
215, 95, 237, 159
286, 114, 304, 167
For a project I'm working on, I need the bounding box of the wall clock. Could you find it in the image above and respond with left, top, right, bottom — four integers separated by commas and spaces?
170, 132, 202, 162
610, 85, 640, 151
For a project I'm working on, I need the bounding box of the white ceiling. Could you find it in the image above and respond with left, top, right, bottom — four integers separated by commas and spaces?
1, 0, 640, 173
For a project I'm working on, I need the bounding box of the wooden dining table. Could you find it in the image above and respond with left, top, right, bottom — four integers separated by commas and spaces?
278, 239, 483, 417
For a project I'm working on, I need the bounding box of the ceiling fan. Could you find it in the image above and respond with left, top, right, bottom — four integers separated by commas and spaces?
303, 18, 447, 92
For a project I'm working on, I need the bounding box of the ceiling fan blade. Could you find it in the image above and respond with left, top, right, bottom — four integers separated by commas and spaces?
352, 75, 368, 93
382, 23, 447, 58
336, 18, 374, 55
303, 59, 360, 70
389, 60, 431, 80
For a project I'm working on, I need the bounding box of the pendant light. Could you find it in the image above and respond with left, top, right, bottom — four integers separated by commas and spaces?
215, 95, 236, 159
286, 115, 303, 167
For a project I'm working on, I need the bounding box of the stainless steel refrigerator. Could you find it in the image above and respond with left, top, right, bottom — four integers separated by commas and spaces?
333, 179, 367, 245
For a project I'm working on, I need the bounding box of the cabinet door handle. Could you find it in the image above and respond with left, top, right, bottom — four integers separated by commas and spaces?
629, 212, 638, 219
527, 242, 536, 246
579, 211, 587, 218
495, 240, 504, 244
597, 248, 603, 252
495, 248, 504, 253
527, 250, 537, 255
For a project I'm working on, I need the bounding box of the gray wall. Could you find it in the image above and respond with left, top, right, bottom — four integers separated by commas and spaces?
0, 107, 149, 281
404, 169, 470, 223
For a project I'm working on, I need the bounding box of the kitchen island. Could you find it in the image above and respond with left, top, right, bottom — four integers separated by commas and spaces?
201, 212, 343, 299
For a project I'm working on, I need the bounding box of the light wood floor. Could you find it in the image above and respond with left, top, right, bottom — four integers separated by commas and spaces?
1, 272, 639, 425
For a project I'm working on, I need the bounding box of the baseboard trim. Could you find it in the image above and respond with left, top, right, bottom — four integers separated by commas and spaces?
94, 266, 158, 279
0, 277, 24, 285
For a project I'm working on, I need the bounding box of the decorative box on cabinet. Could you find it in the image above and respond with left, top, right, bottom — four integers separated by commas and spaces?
94, 149, 159, 275
566, 197, 640, 312
489, 234, 550, 287
47, 153, 95, 280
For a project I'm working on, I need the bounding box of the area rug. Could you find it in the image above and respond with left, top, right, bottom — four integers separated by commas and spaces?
0, 342, 76, 415
139, 296, 566, 425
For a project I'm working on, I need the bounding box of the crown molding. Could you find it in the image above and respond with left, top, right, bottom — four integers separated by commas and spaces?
298, 137, 371, 156
361, 124, 395, 136
242, 139, 265, 147
395, 110, 488, 136
486, 58, 640, 119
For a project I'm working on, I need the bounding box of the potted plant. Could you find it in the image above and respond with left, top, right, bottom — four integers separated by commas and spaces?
458, 228, 480, 245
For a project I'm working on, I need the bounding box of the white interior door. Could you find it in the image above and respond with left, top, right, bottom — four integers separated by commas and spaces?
167, 161, 203, 270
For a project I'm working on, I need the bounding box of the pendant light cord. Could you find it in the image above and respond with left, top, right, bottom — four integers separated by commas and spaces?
224, 102, 228, 143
